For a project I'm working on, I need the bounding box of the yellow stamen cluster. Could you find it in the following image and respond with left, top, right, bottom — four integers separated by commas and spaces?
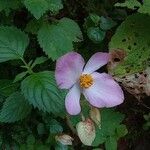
79, 74, 93, 88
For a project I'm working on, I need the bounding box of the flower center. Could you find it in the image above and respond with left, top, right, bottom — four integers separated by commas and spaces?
79, 74, 93, 88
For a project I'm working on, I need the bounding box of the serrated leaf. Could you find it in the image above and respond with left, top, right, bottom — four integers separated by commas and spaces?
13, 71, 28, 83
0, 92, 31, 123
24, 0, 63, 19
49, 119, 63, 134
21, 71, 66, 114
87, 27, 106, 43
109, 13, 150, 76
31, 56, 48, 69
92, 109, 125, 146
0, 26, 29, 63
38, 18, 82, 60
24, 0, 48, 19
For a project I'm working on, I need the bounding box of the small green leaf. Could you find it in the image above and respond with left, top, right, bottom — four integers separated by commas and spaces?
13, 71, 28, 83
0, 92, 32, 123
21, 71, 66, 114
105, 136, 117, 150
87, 27, 106, 43
47, 0, 63, 13
38, 18, 82, 60
100, 16, 117, 31
31, 56, 48, 69
24, 0, 48, 19
89, 13, 100, 25
49, 119, 63, 134
116, 125, 128, 139
0, 26, 29, 63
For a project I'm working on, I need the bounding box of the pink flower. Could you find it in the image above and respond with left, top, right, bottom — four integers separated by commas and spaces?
55, 52, 124, 115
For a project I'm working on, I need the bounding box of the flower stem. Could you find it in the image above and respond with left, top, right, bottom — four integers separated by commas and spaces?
21, 58, 34, 74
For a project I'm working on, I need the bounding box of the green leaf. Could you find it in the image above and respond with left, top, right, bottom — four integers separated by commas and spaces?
92, 109, 125, 146
25, 19, 43, 34
0, 0, 22, 15
21, 71, 66, 114
13, 71, 28, 83
100, 16, 117, 30
24, 0, 63, 19
0, 92, 32, 123
89, 13, 100, 25
116, 125, 128, 139
47, 0, 63, 13
38, 18, 82, 60
24, 0, 48, 19
31, 56, 48, 69
49, 119, 63, 134
87, 27, 106, 43
0, 26, 29, 63
115, 0, 141, 9
138, 0, 150, 15
109, 13, 150, 76
105, 136, 117, 150
0, 80, 18, 97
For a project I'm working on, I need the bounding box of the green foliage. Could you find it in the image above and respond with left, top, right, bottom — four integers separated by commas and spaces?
49, 119, 63, 134
0, 0, 22, 15
100, 16, 117, 31
38, 18, 82, 60
0, 92, 31, 123
24, 0, 63, 19
85, 14, 116, 43
109, 13, 150, 76
0, 26, 29, 63
0, 80, 18, 97
87, 27, 106, 43
115, 0, 141, 9
21, 71, 66, 114
138, 0, 150, 15
92, 109, 127, 148
115, 0, 150, 15
0, 0, 147, 149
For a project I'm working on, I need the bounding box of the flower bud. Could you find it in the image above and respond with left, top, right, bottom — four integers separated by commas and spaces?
55, 134, 73, 145
76, 118, 95, 146
90, 107, 101, 128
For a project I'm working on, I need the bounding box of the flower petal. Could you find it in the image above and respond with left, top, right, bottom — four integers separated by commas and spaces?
55, 52, 85, 89
65, 83, 81, 115
83, 52, 109, 74
83, 72, 124, 108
